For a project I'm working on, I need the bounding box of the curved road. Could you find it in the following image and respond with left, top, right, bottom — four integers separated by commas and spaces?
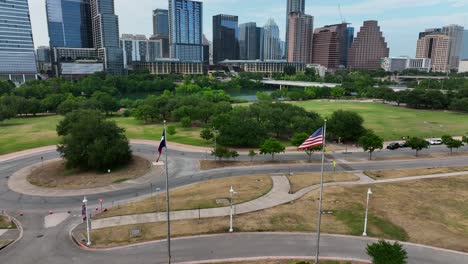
0, 143, 467, 263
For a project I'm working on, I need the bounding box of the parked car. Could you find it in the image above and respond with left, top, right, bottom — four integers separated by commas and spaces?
399, 142, 409, 148
428, 139, 443, 145
387, 142, 400, 150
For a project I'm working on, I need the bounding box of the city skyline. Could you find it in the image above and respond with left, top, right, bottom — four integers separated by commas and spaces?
28, 0, 468, 57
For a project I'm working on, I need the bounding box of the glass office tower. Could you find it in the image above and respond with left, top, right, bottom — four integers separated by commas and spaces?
153, 9, 169, 36
169, 0, 203, 62
0, 0, 37, 82
46, 0, 93, 48
212, 14, 239, 64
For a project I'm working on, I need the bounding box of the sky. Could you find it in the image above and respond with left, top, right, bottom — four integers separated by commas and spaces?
28, 0, 468, 57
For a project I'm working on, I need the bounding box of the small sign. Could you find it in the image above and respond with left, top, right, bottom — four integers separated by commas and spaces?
130, 227, 142, 238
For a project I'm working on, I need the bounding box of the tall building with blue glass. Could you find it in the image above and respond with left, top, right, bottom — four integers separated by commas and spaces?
169, 0, 203, 62
0, 0, 37, 82
213, 14, 239, 64
153, 9, 169, 36
46, 0, 93, 48
90, 0, 124, 74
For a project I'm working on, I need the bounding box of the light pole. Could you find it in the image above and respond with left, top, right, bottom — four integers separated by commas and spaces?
83, 196, 91, 246
362, 188, 373, 237
229, 186, 237, 232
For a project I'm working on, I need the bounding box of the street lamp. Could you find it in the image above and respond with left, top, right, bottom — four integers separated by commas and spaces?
83, 196, 91, 246
362, 188, 373, 237
229, 186, 237, 232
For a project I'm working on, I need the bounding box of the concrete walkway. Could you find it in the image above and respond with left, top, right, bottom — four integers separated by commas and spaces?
91, 170, 468, 230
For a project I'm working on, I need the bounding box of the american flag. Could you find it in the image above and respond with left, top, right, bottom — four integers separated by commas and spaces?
298, 127, 324, 150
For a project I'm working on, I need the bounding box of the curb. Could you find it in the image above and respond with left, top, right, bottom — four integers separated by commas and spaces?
175, 256, 372, 264
0, 214, 23, 251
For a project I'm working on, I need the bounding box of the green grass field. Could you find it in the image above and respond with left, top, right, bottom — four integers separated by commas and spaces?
291, 100, 468, 140
0, 115, 208, 155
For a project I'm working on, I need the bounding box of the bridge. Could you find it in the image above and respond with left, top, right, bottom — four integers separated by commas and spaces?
260, 80, 339, 89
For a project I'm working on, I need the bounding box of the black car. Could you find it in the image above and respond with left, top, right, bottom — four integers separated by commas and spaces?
386, 142, 400, 150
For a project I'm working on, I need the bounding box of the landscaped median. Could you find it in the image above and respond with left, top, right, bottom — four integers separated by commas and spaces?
364, 166, 468, 180
0, 215, 20, 250
81, 174, 468, 253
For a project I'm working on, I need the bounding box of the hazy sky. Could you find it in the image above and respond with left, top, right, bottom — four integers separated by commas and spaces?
29, 0, 468, 57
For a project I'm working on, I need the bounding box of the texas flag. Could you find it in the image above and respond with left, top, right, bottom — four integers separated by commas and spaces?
156, 130, 166, 162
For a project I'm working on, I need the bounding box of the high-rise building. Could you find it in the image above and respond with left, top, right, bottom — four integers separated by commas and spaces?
239, 22, 261, 60
36, 46, 52, 73
0, 0, 37, 82
120, 34, 163, 69
153, 9, 169, 36
150, 35, 170, 58
461, 30, 468, 60
263, 19, 282, 61
311, 23, 349, 69
213, 14, 239, 64
416, 34, 451, 73
90, 0, 124, 75
286, 12, 314, 63
203, 34, 210, 65
348, 20, 389, 70
46, 0, 93, 48
169, 0, 203, 62
345, 27, 354, 66
285, 0, 305, 54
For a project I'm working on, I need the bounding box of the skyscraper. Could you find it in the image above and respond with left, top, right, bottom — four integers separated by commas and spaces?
169, 0, 203, 62
153, 9, 169, 36
90, 0, 124, 74
348, 20, 389, 70
461, 30, 468, 60
287, 12, 314, 63
311, 23, 349, 69
239, 22, 261, 60
46, 0, 93, 48
0, 0, 37, 82
285, 0, 305, 54
213, 14, 239, 64
120, 34, 162, 69
263, 19, 282, 61
416, 34, 451, 73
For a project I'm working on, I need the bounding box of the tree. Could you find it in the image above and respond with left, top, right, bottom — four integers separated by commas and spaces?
328, 110, 366, 143
256, 91, 272, 102
366, 240, 408, 264
180, 116, 192, 128
260, 138, 285, 160
283, 65, 296, 76
463, 135, 468, 145
56, 109, 132, 172
291, 132, 322, 162
211, 146, 229, 161
248, 150, 257, 162
359, 130, 384, 160
405, 137, 430, 157
331, 86, 346, 98
441, 135, 464, 155
200, 128, 214, 141
167, 125, 177, 136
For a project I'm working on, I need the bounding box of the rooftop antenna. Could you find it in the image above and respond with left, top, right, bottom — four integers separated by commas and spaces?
338, 4, 346, 23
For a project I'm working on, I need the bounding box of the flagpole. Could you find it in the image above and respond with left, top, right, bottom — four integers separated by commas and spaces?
315, 120, 327, 264
164, 120, 172, 264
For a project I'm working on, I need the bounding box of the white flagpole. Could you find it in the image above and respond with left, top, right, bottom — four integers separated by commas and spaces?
164, 120, 172, 264
315, 120, 327, 264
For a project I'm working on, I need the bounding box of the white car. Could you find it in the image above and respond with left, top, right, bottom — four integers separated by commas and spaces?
428, 139, 443, 145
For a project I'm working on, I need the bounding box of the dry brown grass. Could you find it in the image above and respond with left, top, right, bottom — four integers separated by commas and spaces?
347, 151, 468, 163
26, 156, 151, 189
217, 260, 366, 264
0, 216, 15, 229
200, 160, 313, 170
365, 166, 468, 180
97, 175, 273, 218
287, 172, 359, 193
89, 175, 468, 252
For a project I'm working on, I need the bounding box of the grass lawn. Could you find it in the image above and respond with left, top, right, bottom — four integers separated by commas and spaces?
89, 175, 468, 252
97, 175, 273, 219
0, 115, 209, 155
290, 100, 468, 140
364, 166, 468, 180
287, 172, 359, 193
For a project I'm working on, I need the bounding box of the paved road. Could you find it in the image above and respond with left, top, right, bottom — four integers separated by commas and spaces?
1, 143, 468, 263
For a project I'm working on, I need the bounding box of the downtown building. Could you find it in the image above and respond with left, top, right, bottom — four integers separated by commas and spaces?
169, 0, 203, 62
285, 0, 305, 55
0, 0, 38, 83
120, 34, 163, 70
381, 57, 431, 73
311, 23, 351, 70
212, 14, 239, 64
416, 34, 451, 73
36, 46, 52, 73
239, 22, 263, 61
263, 19, 282, 61
461, 30, 468, 60
347, 20, 389, 70
286, 12, 314, 63
153, 9, 169, 36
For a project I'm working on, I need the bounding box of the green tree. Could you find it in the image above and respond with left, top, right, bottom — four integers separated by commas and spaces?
256, 91, 272, 102
441, 135, 464, 155
283, 65, 296, 76
366, 240, 408, 264
463, 135, 468, 145
180, 116, 192, 128
291, 132, 322, 162
331, 86, 346, 98
328, 110, 366, 143
200, 128, 214, 141
406, 137, 430, 157
260, 138, 285, 160
248, 150, 257, 162
211, 146, 229, 161
56, 109, 132, 171
92, 91, 119, 115
359, 130, 384, 160
167, 125, 177, 136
